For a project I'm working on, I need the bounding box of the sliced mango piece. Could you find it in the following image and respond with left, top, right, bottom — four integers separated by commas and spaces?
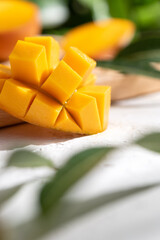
66, 91, 101, 134
62, 19, 135, 59
79, 86, 111, 130
0, 64, 11, 79
63, 47, 96, 79
25, 36, 59, 70
55, 108, 82, 134
9, 40, 49, 86
42, 60, 82, 104
25, 93, 62, 128
80, 73, 96, 87
0, 79, 36, 118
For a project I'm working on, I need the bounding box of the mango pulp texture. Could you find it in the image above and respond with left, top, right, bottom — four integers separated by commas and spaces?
0, 36, 111, 134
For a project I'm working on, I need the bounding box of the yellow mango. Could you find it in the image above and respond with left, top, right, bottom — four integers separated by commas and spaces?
0, 79, 36, 118
79, 86, 111, 130
42, 60, 82, 104
0, 64, 11, 79
0, 38, 111, 134
62, 19, 135, 59
80, 73, 96, 87
0, 1, 41, 61
63, 47, 96, 79
25, 36, 59, 70
66, 91, 101, 134
0, 79, 6, 93
9, 40, 49, 86
25, 93, 62, 128
55, 108, 82, 134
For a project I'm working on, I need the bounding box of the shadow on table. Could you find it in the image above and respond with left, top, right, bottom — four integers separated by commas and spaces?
0, 123, 83, 151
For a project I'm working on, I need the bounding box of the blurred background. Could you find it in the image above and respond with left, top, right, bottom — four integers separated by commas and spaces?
30, 0, 160, 35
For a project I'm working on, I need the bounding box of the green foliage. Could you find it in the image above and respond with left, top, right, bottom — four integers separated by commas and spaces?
29, 0, 160, 32
97, 59, 160, 79
0, 186, 21, 207
6, 150, 55, 169
136, 132, 160, 153
117, 37, 160, 61
97, 35, 160, 78
40, 147, 113, 213
1, 132, 160, 239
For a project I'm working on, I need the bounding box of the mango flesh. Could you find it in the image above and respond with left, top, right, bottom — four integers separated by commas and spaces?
25, 36, 59, 70
0, 37, 111, 134
9, 40, 49, 86
42, 60, 82, 104
0, 79, 37, 118
0, 65, 12, 92
63, 47, 96, 79
0, 65, 11, 79
66, 91, 102, 134
79, 86, 111, 130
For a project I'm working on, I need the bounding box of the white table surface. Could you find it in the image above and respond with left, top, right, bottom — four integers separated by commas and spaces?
0, 92, 160, 240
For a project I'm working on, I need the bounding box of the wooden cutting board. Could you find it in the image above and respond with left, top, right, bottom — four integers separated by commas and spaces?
1, 67, 160, 128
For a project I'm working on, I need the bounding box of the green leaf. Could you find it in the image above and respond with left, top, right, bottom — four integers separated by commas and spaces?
136, 132, 160, 153
6, 150, 55, 169
12, 182, 160, 240
117, 37, 160, 61
107, 0, 130, 19
0, 186, 21, 207
40, 147, 113, 213
97, 59, 160, 79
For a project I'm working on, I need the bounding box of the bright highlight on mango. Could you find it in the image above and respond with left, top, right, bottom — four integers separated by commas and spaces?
0, 36, 111, 134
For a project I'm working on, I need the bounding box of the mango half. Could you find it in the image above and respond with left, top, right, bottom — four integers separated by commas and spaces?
0, 37, 111, 134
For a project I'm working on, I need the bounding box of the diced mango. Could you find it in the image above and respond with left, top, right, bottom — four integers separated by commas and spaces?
80, 73, 96, 87
66, 91, 101, 134
0, 64, 11, 79
0, 79, 36, 118
79, 86, 111, 130
25, 93, 62, 128
9, 40, 49, 86
42, 60, 82, 104
0, 37, 110, 134
55, 108, 82, 134
25, 36, 59, 70
0, 79, 6, 93
63, 47, 96, 79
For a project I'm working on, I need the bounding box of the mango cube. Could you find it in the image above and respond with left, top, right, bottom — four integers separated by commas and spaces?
63, 47, 96, 79
79, 86, 111, 130
25, 93, 62, 128
9, 40, 49, 86
25, 36, 60, 70
66, 91, 101, 134
0, 79, 36, 118
55, 108, 82, 133
42, 60, 82, 104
